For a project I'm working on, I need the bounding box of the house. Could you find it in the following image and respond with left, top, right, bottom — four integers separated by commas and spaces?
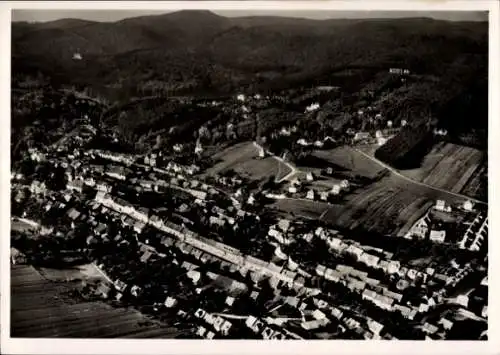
316, 264, 327, 277
67, 179, 84, 193
347, 279, 366, 292
359, 253, 380, 268
463, 200, 474, 212
320, 191, 329, 201
346, 245, 364, 260
114, 279, 127, 292
422, 322, 439, 335
132, 219, 146, 233
438, 318, 454, 330
278, 219, 291, 233
482, 305, 488, 318
209, 216, 226, 227
331, 185, 341, 195
324, 269, 341, 283
455, 294, 469, 307
30, 180, 47, 195
187, 270, 201, 284
331, 307, 343, 319
340, 180, 349, 189
306, 190, 315, 200
395, 305, 417, 320
305, 103, 320, 113
130, 285, 142, 297
354, 132, 371, 141
430, 230, 446, 243
306, 172, 315, 182
105, 165, 127, 180
288, 185, 298, 194
435, 200, 451, 212
382, 288, 403, 303
67, 208, 81, 221
225, 296, 236, 307
367, 319, 384, 336
94, 223, 107, 236
419, 303, 429, 313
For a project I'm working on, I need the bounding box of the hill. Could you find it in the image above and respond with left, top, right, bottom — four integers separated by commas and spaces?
11, 11, 488, 147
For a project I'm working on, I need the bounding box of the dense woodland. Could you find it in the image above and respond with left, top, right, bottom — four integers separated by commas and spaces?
12, 12, 488, 156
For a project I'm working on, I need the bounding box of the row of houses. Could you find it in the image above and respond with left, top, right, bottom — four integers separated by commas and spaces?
458, 213, 487, 251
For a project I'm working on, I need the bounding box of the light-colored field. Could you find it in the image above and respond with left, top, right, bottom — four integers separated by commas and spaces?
272, 171, 470, 236
402, 142, 485, 195
206, 142, 292, 181
270, 198, 331, 220
11, 265, 185, 338
321, 172, 474, 235
311, 146, 386, 179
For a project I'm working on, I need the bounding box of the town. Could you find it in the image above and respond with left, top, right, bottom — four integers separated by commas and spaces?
11, 86, 488, 340
9, 9, 488, 342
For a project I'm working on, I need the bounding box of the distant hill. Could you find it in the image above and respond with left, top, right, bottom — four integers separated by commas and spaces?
11, 11, 488, 144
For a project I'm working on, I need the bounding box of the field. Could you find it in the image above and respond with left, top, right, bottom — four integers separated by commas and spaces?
272, 171, 472, 236
310, 146, 386, 179
205, 142, 292, 181
269, 198, 331, 220
461, 164, 487, 201
11, 265, 186, 338
401, 142, 485, 198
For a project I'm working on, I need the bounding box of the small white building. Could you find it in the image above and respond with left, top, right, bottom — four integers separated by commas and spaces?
331, 185, 341, 195
430, 230, 446, 243
306, 189, 315, 200
340, 180, 350, 189
164, 297, 178, 308
305, 103, 320, 113
288, 185, 298, 194
463, 200, 474, 212
435, 200, 451, 212
306, 172, 315, 182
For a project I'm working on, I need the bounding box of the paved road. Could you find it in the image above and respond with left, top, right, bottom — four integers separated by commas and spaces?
354, 148, 487, 205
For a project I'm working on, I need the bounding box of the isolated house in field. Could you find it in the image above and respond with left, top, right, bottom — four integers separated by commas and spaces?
430, 230, 446, 243
411, 215, 431, 239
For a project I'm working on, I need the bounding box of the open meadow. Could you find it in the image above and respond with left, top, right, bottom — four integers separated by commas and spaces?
11, 265, 185, 338
205, 142, 292, 182
400, 142, 485, 199
310, 146, 386, 179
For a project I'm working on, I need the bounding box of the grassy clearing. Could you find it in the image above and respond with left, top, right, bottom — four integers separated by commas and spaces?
206, 142, 291, 181
311, 146, 385, 179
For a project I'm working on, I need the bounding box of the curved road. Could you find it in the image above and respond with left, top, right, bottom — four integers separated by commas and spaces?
252, 142, 300, 183
353, 148, 487, 206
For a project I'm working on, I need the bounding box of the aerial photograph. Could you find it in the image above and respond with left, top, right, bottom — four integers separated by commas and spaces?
9, 8, 488, 340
